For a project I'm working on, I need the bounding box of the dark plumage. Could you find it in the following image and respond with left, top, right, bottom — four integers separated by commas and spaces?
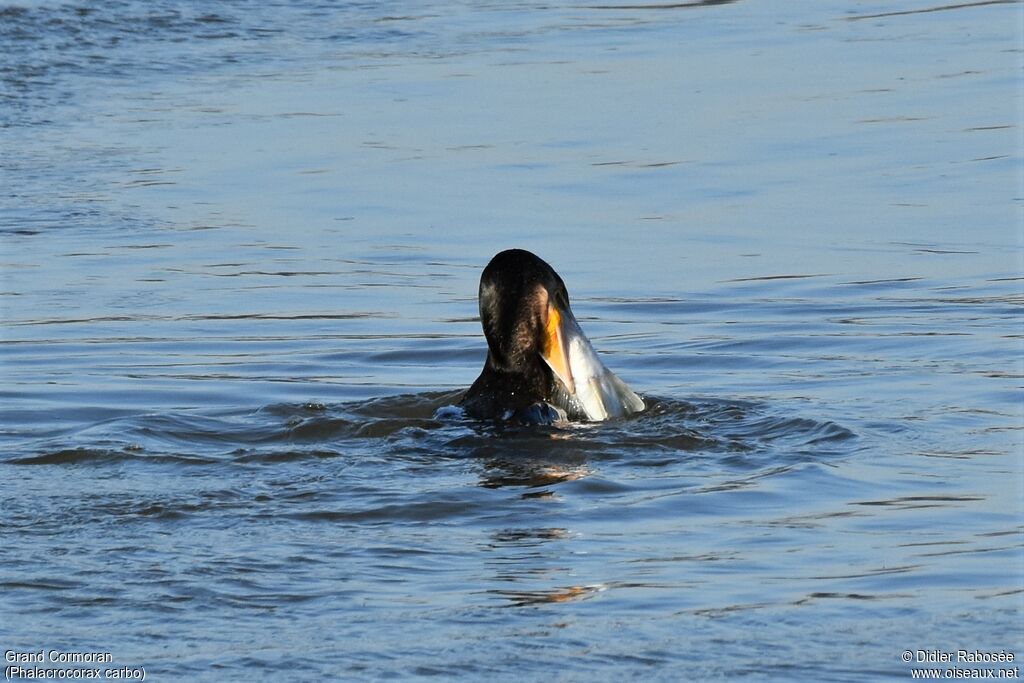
460, 249, 571, 422
460, 249, 644, 424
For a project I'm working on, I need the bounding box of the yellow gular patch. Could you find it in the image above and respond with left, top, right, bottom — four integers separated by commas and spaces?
541, 303, 574, 393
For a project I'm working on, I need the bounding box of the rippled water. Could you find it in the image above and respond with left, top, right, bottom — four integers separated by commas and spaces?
2, 1, 1022, 680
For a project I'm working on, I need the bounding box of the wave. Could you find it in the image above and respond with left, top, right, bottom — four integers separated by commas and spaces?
8, 391, 856, 478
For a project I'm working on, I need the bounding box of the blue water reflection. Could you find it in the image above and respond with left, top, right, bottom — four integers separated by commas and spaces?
1, 1, 1021, 680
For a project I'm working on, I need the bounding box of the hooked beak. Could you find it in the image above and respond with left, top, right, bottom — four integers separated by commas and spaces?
540, 299, 575, 394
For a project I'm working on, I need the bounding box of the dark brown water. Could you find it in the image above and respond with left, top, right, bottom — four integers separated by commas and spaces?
2, 1, 1021, 680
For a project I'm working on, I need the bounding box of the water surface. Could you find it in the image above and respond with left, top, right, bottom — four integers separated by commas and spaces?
2, 1, 1022, 680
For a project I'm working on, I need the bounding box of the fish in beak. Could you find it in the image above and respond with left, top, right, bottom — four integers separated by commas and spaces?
461, 248, 645, 424
539, 296, 644, 421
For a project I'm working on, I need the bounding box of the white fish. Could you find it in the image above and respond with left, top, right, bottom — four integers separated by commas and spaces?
543, 304, 645, 421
